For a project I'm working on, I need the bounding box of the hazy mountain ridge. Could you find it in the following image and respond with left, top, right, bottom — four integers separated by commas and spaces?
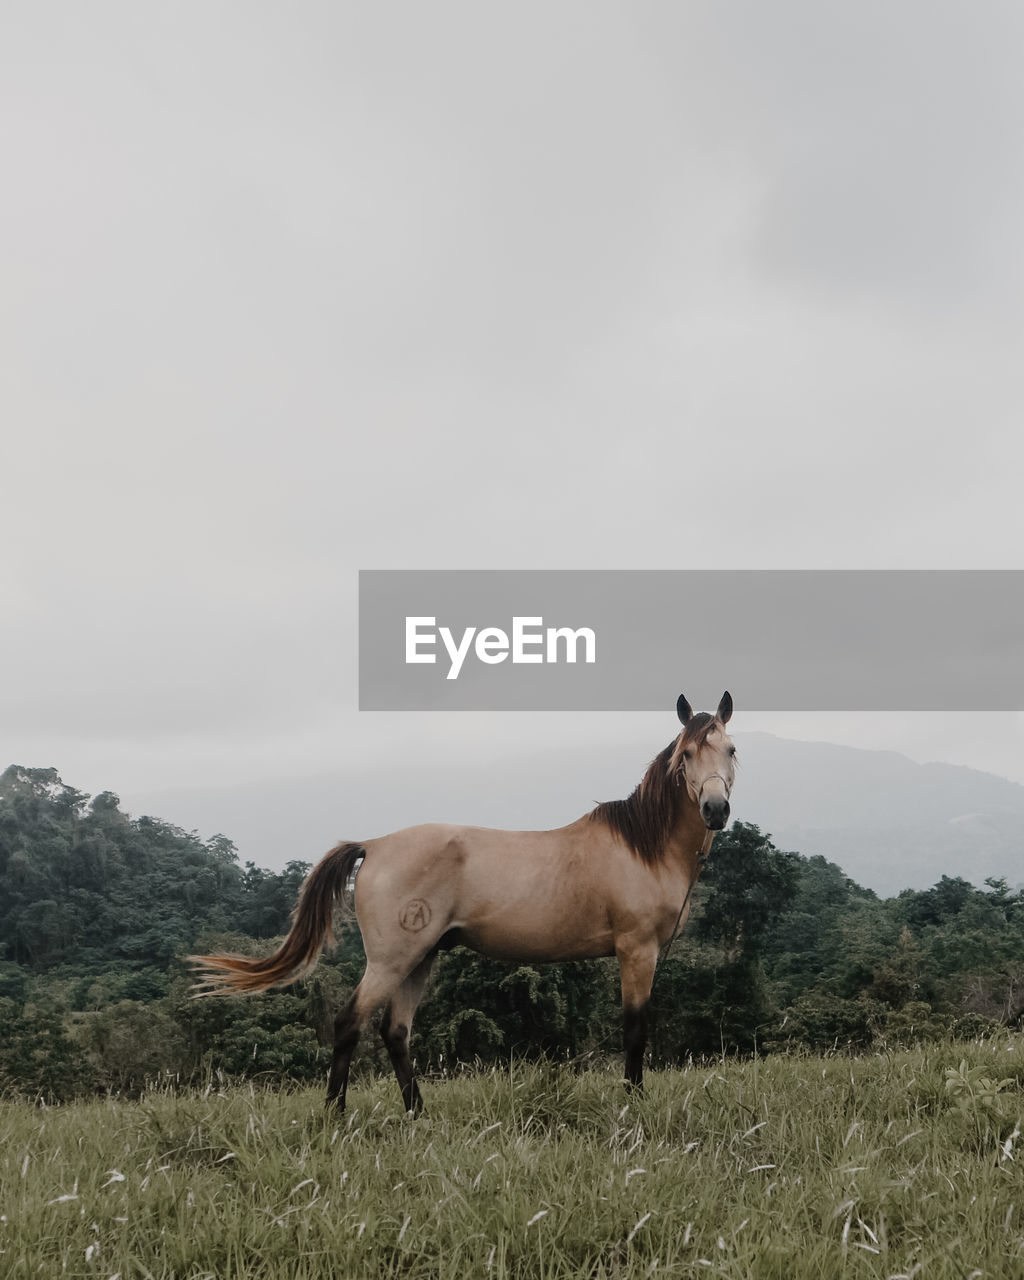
727, 733, 1024, 896
119, 732, 1024, 899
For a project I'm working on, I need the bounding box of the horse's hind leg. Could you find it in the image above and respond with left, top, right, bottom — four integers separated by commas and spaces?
381, 951, 436, 1115
326, 966, 400, 1112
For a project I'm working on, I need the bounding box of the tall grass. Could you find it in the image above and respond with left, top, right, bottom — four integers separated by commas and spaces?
1, 1038, 1022, 1278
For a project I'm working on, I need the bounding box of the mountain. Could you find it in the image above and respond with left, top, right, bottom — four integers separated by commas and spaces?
731, 733, 1024, 896
120, 732, 1024, 898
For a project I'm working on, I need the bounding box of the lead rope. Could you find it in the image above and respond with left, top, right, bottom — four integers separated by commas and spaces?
653, 827, 716, 981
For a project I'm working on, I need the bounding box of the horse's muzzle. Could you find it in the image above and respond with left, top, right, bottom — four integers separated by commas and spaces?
701, 798, 730, 830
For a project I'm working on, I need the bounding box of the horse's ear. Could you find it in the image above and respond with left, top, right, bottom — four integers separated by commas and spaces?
717, 691, 733, 724
677, 694, 693, 725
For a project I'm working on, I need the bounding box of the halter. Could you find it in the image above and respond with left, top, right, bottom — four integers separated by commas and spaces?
696, 771, 732, 804
680, 764, 732, 809
653, 823, 716, 980
656, 763, 732, 980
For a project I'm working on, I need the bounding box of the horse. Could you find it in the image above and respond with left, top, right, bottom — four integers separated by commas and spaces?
190, 691, 736, 1113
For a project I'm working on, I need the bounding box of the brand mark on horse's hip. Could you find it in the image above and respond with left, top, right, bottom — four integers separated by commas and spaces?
399, 899, 432, 932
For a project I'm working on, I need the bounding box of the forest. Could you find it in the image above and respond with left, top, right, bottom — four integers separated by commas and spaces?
1, 763, 1022, 1100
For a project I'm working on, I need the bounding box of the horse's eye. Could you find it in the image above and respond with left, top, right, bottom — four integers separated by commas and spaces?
682, 748, 693, 760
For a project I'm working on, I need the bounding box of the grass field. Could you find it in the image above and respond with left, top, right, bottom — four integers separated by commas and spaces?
2, 1038, 1023, 1279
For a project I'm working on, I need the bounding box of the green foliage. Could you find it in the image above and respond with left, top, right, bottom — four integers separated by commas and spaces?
693, 822, 801, 960
648, 824, 800, 1058
78, 999, 187, 1091
944, 1056, 1014, 1110
943, 1056, 1020, 1153
877, 999, 950, 1046
0, 994, 99, 1101
0, 765, 253, 971
418, 953, 617, 1066
764, 991, 885, 1053
169, 979, 327, 1082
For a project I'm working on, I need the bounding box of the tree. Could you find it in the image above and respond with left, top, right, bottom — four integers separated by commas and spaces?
650, 824, 800, 1057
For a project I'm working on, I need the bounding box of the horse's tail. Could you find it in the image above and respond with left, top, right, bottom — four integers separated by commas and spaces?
189, 841, 365, 995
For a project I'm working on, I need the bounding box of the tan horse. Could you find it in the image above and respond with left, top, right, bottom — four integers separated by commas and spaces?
190, 692, 736, 1112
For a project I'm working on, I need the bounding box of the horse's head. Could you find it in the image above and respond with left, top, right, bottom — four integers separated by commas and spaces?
670, 691, 736, 831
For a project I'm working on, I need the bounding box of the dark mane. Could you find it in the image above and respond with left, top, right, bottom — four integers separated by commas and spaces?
589, 713, 720, 864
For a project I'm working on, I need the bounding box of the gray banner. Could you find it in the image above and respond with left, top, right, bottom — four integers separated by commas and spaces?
358, 570, 1024, 711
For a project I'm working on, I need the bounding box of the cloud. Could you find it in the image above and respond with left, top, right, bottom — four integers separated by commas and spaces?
1, 2, 1022, 794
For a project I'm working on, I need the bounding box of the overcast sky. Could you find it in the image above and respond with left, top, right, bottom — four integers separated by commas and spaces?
3, 2, 1022, 858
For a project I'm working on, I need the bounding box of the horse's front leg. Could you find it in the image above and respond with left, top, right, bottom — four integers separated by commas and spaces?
616, 941, 659, 1094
